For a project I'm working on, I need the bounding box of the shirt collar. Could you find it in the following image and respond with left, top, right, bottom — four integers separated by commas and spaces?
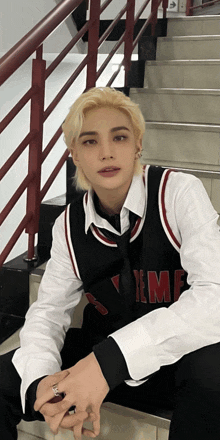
84, 173, 146, 234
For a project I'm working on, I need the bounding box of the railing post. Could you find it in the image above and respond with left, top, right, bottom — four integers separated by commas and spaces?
86, 0, 101, 90
25, 45, 46, 261
186, 0, 193, 15
124, 0, 135, 88
162, 0, 168, 18
151, 0, 158, 35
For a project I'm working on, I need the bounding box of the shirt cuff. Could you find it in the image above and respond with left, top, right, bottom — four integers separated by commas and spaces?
26, 376, 47, 416
93, 337, 131, 390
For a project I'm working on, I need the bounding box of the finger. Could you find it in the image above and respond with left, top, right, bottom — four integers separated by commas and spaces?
80, 411, 100, 438
34, 371, 69, 412
60, 411, 88, 429
90, 408, 101, 436
38, 398, 76, 418
50, 370, 70, 382
82, 427, 99, 438
48, 410, 67, 435
73, 421, 84, 440
34, 389, 57, 412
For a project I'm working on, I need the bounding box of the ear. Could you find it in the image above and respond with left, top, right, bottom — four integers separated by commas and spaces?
71, 148, 80, 167
136, 138, 142, 155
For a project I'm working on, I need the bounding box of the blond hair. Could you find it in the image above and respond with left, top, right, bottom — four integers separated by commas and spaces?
62, 87, 145, 190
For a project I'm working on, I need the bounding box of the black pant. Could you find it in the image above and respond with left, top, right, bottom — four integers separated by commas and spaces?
1, 329, 220, 440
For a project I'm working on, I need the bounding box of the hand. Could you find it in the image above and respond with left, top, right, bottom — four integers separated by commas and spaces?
34, 353, 110, 439
35, 371, 77, 432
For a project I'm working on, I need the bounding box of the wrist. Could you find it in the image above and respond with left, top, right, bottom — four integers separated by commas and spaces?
93, 337, 131, 390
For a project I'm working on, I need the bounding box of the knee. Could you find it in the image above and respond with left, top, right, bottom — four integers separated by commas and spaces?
0, 349, 21, 395
176, 342, 220, 403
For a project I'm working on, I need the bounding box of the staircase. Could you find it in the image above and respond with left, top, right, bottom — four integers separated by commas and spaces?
130, 14, 220, 216
1, 14, 220, 440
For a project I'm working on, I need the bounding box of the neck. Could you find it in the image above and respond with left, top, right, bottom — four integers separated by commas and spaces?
95, 188, 128, 216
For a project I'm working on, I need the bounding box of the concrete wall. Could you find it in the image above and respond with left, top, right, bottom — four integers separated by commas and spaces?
0, 0, 81, 262
0, 0, 81, 54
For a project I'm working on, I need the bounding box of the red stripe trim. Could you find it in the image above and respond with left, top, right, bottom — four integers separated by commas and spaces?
93, 216, 142, 244
64, 207, 79, 277
161, 169, 181, 249
92, 225, 116, 244
131, 217, 141, 238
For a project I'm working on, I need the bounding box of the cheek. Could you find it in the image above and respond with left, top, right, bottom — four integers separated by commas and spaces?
78, 152, 95, 170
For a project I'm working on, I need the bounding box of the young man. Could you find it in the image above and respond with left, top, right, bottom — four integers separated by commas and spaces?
1, 87, 220, 440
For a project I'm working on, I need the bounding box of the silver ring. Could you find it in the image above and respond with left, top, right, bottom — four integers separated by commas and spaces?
52, 383, 61, 397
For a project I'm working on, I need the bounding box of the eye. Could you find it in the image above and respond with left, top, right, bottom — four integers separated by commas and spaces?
114, 135, 127, 142
83, 139, 97, 145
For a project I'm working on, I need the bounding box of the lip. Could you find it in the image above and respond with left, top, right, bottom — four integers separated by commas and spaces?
98, 166, 120, 173
98, 166, 120, 178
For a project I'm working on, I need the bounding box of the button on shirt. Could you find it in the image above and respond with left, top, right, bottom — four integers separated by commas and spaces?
13, 166, 220, 412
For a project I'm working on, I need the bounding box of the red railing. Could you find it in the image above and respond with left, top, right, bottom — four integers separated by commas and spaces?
186, 0, 220, 15
0, 0, 167, 267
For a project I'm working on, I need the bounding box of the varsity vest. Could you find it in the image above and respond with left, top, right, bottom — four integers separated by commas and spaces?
65, 166, 189, 346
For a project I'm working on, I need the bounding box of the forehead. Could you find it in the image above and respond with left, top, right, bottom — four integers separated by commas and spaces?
82, 106, 133, 131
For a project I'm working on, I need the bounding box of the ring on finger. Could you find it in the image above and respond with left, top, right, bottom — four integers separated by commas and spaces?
52, 383, 61, 397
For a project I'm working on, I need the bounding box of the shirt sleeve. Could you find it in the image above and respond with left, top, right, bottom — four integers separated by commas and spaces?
106, 172, 220, 382
12, 210, 84, 412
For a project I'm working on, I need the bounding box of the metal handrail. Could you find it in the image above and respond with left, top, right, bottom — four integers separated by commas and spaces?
0, 0, 166, 267
0, 0, 83, 85
186, 0, 220, 15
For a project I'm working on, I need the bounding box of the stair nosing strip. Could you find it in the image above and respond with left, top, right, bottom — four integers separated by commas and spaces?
144, 121, 220, 132
167, 15, 220, 21
130, 88, 220, 95
159, 35, 220, 41
145, 59, 220, 65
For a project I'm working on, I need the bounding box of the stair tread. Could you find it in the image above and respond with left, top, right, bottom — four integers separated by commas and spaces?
167, 15, 220, 21
159, 35, 220, 40
144, 121, 220, 131
145, 59, 220, 65
130, 88, 220, 95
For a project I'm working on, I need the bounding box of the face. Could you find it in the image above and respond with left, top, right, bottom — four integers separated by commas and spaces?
72, 107, 142, 197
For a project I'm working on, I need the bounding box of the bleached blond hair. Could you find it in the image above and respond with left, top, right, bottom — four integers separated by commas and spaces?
62, 87, 145, 190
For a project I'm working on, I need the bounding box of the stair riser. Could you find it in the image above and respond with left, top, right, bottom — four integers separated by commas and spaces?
142, 127, 220, 171
144, 63, 220, 89
156, 38, 220, 60
130, 91, 220, 124
167, 17, 220, 37
142, 127, 220, 212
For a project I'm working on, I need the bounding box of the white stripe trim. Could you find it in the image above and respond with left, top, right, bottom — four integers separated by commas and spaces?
65, 204, 82, 280
158, 169, 180, 253
90, 225, 117, 247
130, 211, 146, 243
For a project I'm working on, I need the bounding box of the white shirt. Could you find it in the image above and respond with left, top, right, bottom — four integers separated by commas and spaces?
13, 166, 220, 411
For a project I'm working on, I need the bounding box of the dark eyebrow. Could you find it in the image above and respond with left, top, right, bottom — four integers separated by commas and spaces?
111, 126, 130, 133
79, 126, 130, 138
79, 131, 98, 138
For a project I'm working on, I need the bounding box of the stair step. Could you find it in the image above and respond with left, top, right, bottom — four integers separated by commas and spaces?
167, 15, 220, 37
130, 88, 220, 124
141, 121, 220, 213
156, 35, 220, 60
142, 121, 220, 171
144, 59, 220, 89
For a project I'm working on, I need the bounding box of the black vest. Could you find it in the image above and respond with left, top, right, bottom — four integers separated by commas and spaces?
68, 166, 189, 345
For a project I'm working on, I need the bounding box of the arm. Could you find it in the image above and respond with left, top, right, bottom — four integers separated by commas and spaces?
109, 171, 220, 381
12, 211, 84, 412
34, 172, 220, 436
34, 353, 109, 439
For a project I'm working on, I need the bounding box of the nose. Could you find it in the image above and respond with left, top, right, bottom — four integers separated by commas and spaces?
99, 140, 115, 161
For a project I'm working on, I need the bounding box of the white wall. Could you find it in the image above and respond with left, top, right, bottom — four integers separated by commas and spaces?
0, 0, 82, 263
0, 0, 82, 54
0, 0, 183, 264
0, 0, 127, 263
